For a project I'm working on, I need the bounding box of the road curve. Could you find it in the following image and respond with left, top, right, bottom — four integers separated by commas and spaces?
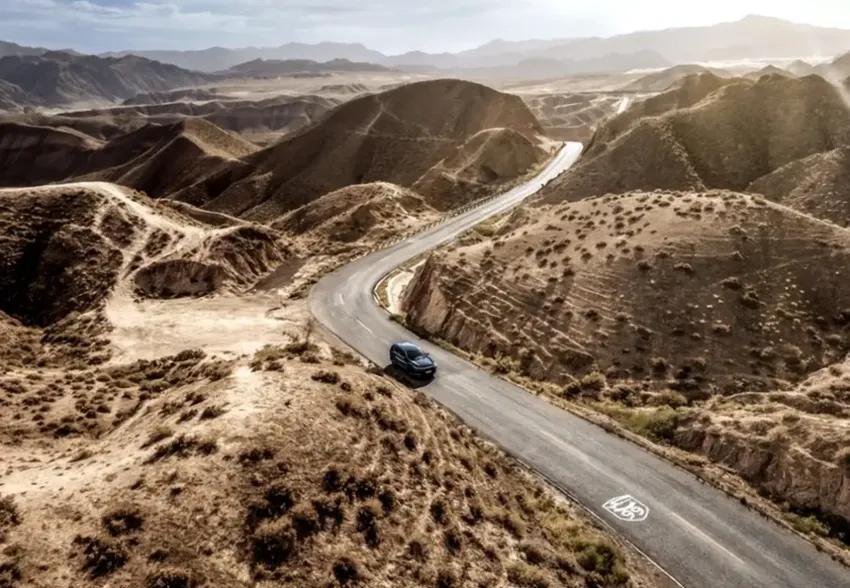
310, 143, 849, 588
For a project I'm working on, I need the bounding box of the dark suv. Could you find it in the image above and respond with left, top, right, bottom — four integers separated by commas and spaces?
389, 342, 437, 379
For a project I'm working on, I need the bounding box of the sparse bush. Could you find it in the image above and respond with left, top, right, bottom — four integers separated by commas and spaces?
787, 513, 829, 537
648, 357, 668, 374
147, 568, 197, 588
407, 535, 428, 560
333, 557, 360, 585
430, 499, 448, 525
520, 540, 551, 565
0, 496, 20, 530
145, 434, 217, 463
251, 519, 297, 569
335, 396, 367, 418
312, 370, 341, 385
142, 426, 174, 448
443, 526, 462, 553
290, 503, 319, 539
199, 404, 227, 420
673, 262, 694, 274
627, 408, 680, 442
576, 539, 628, 581
506, 562, 550, 588
75, 535, 128, 578
436, 568, 457, 588
102, 505, 144, 536
655, 390, 687, 409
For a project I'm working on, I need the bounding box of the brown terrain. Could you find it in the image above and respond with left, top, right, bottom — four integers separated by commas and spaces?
399, 72, 850, 549
0, 178, 665, 588
0, 79, 549, 231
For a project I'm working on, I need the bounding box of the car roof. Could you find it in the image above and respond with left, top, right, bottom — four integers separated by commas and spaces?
395, 341, 421, 351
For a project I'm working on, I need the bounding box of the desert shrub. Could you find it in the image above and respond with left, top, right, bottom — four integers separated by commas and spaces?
506, 562, 550, 588
430, 499, 448, 525
332, 557, 360, 585
0, 496, 20, 529
238, 443, 275, 464
648, 357, 669, 374
102, 505, 144, 536
145, 434, 217, 463
627, 408, 680, 442
312, 370, 341, 385
335, 396, 367, 418
356, 501, 381, 548
655, 390, 687, 408
436, 568, 457, 588
251, 519, 297, 569
520, 540, 551, 565
142, 426, 174, 448
199, 405, 227, 420
75, 535, 128, 578
576, 540, 628, 581
443, 526, 462, 553
407, 535, 428, 560
147, 568, 197, 588
290, 503, 319, 539
787, 513, 829, 537
722, 277, 742, 290
674, 262, 694, 274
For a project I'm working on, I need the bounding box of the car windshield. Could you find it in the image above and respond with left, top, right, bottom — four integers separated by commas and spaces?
405, 347, 424, 359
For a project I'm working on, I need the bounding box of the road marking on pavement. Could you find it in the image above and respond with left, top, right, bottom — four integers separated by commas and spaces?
336, 293, 344, 306
602, 495, 649, 522
669, 512, 747, 567
355, 319, 373, 335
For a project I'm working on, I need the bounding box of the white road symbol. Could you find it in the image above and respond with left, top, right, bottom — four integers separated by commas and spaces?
603, 495, 649, 522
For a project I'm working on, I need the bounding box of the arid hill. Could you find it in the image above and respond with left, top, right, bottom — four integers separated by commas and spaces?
786, 60, 816, 77
80, 120, 258, 196
404, 190, 850, 391
273, 182, 438, 247
170, 79, 547, 221
584, 73, 739, 155
541, 74, 850, 207
400, 190, 850, 538
744, 65, 796, 81
0, 51, 211, 107
748, 146, 850, 226
622, 65, 733, 93
0, 119, 258, 190
0, 94, 337, 144
62, 94, 337, 140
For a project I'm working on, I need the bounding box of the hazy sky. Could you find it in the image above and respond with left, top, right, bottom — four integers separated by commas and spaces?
2, 0, 849, 54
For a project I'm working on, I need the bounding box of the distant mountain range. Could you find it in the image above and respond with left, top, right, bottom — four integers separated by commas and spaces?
76, 15, 850, 73
225, 58, 392, 77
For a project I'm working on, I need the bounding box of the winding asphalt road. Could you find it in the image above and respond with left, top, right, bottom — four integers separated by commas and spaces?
310, 143, 849, 588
